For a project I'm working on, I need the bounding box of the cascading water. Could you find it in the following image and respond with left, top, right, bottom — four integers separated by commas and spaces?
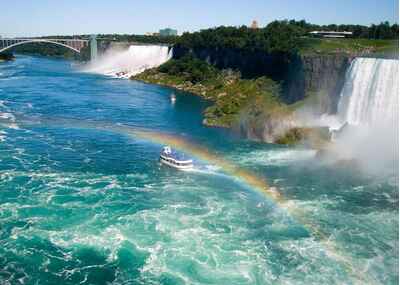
337, 57, 399, 126
85, 45, 172, 78
325, 57, 399, 173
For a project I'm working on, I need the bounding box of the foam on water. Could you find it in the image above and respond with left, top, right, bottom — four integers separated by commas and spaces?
0, 143, 377, 284
228, 148, 317, 167
0, 112, 16, 121
0, 130, 7, 141
0, 100, 19, 134
2, 115, 388, 283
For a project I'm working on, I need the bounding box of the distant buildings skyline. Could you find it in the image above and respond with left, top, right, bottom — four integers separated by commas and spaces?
145, 28, 178, 37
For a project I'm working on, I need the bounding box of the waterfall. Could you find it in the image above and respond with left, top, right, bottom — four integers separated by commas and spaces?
337, 57, 399, 126
85, 45, 172, 78
325, 57, 398, 173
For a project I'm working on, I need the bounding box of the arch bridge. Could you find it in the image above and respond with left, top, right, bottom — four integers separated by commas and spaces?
0, 36, 98, 60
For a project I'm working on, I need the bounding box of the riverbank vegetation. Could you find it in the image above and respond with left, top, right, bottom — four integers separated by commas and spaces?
0, 52, 15, 61
133, 55, 287, 128
97, 34, 177, 45
131, 55, 319, 146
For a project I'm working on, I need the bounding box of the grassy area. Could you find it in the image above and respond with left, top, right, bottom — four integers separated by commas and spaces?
203, 76, 286, 127
298, 37, 399, 56
132, 62, 287, 128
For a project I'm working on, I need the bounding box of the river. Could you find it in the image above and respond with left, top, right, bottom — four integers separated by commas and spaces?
0, 55, 398, 284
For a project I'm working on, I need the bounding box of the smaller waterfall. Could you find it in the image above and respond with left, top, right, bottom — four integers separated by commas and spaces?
324, 57, 398, 173
337, 57, 399, 126
85, 45, 172, 78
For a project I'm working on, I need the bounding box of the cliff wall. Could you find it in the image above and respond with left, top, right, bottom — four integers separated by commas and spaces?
286, 54, 351, 113
172, 46, 351, 114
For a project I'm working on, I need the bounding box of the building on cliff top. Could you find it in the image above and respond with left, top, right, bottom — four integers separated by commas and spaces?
309, 31, 353, 38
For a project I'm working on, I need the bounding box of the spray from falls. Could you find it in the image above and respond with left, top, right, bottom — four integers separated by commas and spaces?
84, 45, 172, 78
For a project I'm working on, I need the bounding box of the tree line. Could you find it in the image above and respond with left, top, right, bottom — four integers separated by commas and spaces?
158, 54, 219, 83
175, 20, 399, 54
96, 34, 178, 45
287, 20, 399, 39
175, 22, 302, 54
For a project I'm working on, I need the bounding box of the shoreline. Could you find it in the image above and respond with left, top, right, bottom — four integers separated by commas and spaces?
131, 76, 221, 127
0, 54, 15, 61
131, 68, 331, 146
131, 68, 286, 130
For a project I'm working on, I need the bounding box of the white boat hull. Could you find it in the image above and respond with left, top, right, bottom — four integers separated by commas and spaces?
160, 156, 193, 170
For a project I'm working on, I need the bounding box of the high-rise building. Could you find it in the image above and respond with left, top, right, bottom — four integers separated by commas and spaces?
159, 28, 178, 36
250, 20, 259, 29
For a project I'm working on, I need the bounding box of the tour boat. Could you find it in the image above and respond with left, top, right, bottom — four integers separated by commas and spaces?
160, 146, 193, 170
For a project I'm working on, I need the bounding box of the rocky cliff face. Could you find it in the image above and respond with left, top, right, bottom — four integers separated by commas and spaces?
286, 54, 351, 113
173, 46, 351, 114
173, 46, 289, 80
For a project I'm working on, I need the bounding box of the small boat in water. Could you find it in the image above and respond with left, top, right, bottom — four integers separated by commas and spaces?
170, 93, 176, 104
160, 146, 193, 170
115, 71, 129, 79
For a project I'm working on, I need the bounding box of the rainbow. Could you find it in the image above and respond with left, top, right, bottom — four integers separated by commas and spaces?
113, 125, 377, 285
33, 117, 375, 284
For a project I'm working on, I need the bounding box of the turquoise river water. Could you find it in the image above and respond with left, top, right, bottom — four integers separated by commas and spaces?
0, 55, 398, 284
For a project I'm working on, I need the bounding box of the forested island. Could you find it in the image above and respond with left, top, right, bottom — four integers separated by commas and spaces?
132, 20, 398, 144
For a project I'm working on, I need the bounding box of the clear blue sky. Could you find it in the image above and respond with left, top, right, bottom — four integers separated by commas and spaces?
1, 0, 398, 37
